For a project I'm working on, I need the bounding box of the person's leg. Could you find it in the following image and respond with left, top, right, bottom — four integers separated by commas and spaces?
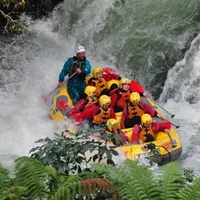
67, 85, 80, 105
79, 81, 86, 97
124, 116, 141, 128
124, 118, 134, 128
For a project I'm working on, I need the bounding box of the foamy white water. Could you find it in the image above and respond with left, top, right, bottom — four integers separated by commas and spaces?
0, 0, 200, 172
160, 35, 200, 172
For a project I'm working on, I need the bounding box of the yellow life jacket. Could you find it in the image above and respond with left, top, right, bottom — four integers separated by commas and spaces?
92, 107, 111, 124
91, 78, 108, 97
127, 102, 145, 119
139, 125, 155, 143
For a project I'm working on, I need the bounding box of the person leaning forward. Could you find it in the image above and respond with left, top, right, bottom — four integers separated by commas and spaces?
57, 46, 91, 105
132, 114, 171, 144
120, 92, 161, 129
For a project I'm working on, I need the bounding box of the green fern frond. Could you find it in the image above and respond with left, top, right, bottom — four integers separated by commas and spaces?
14, 156, 57, 200
51, 182, 81, 200
176, 177, 200, 200
92, 160, 162, 200
158, 162, 184, 200
0, 164, 12, 194
91, 162, 129, 184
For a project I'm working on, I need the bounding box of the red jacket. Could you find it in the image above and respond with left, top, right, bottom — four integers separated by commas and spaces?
110, 88, 131, 112
72, 104, 116, 124
130, 80, 144, 95
131, 121, 171, 143
120, 101, 157, 129
72, 104, 99, 123
67, 99, 86, 116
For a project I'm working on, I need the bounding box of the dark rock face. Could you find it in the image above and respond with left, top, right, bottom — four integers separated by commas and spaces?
24, 0, 64, 19
0, 0, 64, 34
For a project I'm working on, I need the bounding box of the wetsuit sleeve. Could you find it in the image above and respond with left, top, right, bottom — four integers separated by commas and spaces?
58, 58, 73, 82
110, 109, 116, 119
140, 101, 156, 117
72, 104, 100, 123
82, 60, 91, 75
67, 99, 85, 116
131, 124, 140, 143
151, 122, 171, 132
111, 93, 118, 109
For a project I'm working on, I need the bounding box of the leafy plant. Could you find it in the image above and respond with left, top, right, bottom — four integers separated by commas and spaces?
0, 164, 12, 194
183, 168, 196, 183
14, 156, 57, 199
0, 0, 25, 33
30, 127, 119, 175
1, 157, 200, 200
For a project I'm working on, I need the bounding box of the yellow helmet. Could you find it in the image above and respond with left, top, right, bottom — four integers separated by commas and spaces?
119, 78, 131, 88
85, 86, 97, 97
92, 67, 104, 78
99, 95, 111, 107
141, 114, 153, 124
130, 92, 140, 103
108, 79, 119, 89
106, 118, 119, 131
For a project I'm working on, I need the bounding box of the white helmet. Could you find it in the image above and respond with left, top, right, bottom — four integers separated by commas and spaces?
77, 46, 85, 53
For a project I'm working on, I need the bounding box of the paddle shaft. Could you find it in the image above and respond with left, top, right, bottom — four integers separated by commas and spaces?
149, 98, 175, 118
167, 131, 177, 147
48, 72, 77, 96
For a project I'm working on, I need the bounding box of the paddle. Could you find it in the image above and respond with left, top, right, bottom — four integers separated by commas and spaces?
42, 72, 76, 103
166, 131, 177, 148
148, 98, 175, 118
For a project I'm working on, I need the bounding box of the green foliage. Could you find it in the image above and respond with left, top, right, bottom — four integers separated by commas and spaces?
2, 157, 200, 200
14, 156, 57, 199
0, 0, 25, 33
0, 186, 26, 200
0, 164, 12, 194
91, 160, 200, 200
177, 177, 200, 200
158, 162, 184, 200
183, 168, 196, 183
0, 164, 26, 200
92, 159, 162, 200
30, 128, 119, 175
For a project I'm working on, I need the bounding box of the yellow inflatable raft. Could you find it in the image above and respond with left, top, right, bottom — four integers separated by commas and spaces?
49, 78, 182, 165
116, 97, 182, 165
49, 86, 73, 122
49, 78, 120, 122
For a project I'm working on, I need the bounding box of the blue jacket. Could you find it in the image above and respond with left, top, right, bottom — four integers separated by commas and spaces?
59, 57, 91, 84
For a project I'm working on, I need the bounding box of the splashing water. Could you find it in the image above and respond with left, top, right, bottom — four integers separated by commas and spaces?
0, 0, 200, 171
